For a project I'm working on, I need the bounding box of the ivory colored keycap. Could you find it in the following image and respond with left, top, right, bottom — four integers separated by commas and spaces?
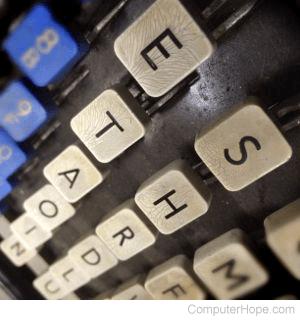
112, 274, 152, 300
194, 101, 292, 191
145, 255, 206, 300
50, 256, 90, 293
10, 213, 52, 248
0, 233, 37, 267
44, 145, 106, 203
27, 254, 49, 275
71, 87, 150, 163
95, 200, 156, 260
33, 271, 69, 300
114, 0, 214, 97
264, 199, 300, 279
193, 229, 269, 300
24, 184, 75, 231
134, 159, 212, 234
68, 235, 118, 279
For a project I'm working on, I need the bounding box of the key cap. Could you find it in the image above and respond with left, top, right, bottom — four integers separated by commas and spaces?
10, 213, 52, 249
50, 256, 90, 293
0, 177, 12, 202
0, 81, 48, 142
194, 99, 292, 191
114, 0, 214, 97
0, 233, 37, 267
193, 229, 269, 300
135, 159, 212, 234
43, 145, 106, 203
71, 87, 150, 163
33, 270, 69, 300
0, 130, 27, 179
4, 4, 82, 87
112, 274, 153, 300
264, 199, 300, 279
24, 184, 75, 231
68, 235, 118, 279
145, 255, 206, 300
95, 199, 156, 261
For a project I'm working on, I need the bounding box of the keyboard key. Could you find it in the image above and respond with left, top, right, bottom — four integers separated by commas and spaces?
44, 145, 106, 203
112, 274, 153, 300
71, 87, 150, 163
114, 0, 214, 97
33, 271, 69, 300
0, 233, 37, 267
0, 177, 12, 202
135, 159, 212, 234
0, 81, 48, 142
193, 229, 269, 300
95, 200, 156, 261
145, 255, 206, 300
10, 213, 52, 249
50, 256, 90, 293
194, 100, 292, 191
264, 199, 300, 279
24, 184, 75, 231
0, 130, 27, 179
68, 235, 118, 279
4, 4, 82, 87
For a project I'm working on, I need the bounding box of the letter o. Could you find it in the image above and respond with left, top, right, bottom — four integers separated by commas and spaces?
39, 200, 58, 218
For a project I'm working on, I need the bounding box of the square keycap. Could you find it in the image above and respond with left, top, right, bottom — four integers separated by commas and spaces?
0, 130, 27, 178
43, 145, 106, 203
4, 4, 80, 87
0, 81, 47, 141
0, 177, 12, 202
114, 0, 214, 97
71, 87, 150, 163
135, 159, 212, 234
194, 101, 292, 191
193, 229, 269, 300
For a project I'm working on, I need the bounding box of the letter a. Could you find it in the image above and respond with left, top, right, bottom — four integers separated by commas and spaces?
58, 169, 80, 189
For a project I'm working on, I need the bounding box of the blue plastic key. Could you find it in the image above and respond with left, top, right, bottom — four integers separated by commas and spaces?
0, 130, 27, 178
4, 4, 82, 87
0, 81, 48, 142
0, 177, 12, 202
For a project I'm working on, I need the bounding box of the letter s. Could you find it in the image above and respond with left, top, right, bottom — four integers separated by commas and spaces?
224, 136, 261, 166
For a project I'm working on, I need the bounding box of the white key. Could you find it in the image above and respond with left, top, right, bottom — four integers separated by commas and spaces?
145, 255, 206, 300
112, 274, 152, 300
193, 229, 269, 300
134, 159, 212, 234
264, 199, 300, 279
50, 256, 90, 293
43, 145, 107, 203
0, 234, 36, 267
95, 200, 156, 261
24, 184, 75, 231
71, 87, 150, 163
0, 215, 11, 239
114, 0, 214, 97
33, 271, 69, 300
194, 100, 292, 191
27, 255, 49, 275
68, 235, 118, 279
10, 213, 52, 249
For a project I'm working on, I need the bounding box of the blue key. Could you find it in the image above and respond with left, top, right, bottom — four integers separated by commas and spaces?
0, 177, 12, 202
4, 4, 82, 87
0, 130, 27, 178
0, 81, 48, 142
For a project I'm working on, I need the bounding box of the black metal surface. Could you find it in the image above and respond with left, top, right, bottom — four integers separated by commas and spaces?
1, 0, 300, 299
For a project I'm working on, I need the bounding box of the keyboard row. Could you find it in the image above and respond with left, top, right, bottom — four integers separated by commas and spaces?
34, 206, 300, 300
